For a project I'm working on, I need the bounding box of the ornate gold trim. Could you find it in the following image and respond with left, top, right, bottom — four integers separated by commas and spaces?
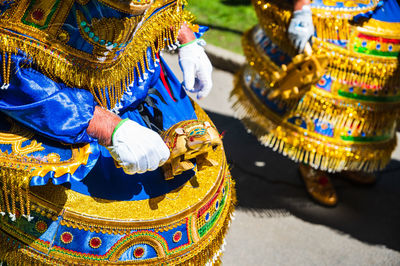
231, 68, 397, 172
0, 0, 191, 108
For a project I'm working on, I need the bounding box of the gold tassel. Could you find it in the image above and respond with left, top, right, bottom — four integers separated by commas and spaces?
0, 167, 32, 221
0, 175, 236, 265
231, 69, 397, 173
0, 4, 195, 109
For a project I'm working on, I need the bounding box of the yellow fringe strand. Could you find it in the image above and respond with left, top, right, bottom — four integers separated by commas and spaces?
243, 26, 399, 97
231, 69, 396, 173
0, 179, 235, 265
0, 2, 193, 109
252, 0, 380, 54
0, 168, 31, 221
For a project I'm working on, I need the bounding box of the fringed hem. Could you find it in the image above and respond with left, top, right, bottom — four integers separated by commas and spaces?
0, 178, 236, 266
252, 0, 381, 48
231, 69, 396, 173
0, 1, 192, 109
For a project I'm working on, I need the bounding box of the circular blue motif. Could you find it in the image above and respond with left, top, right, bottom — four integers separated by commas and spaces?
361, 41, 367, 47
362, 89, 366, 94
388, 44, 393, 51
215, 200, 219, 210
222, 187, 225, 196
84, 27, 90, 33
376, 43, 381, 50
80, 21, 87, 27
205, 212, 210, 222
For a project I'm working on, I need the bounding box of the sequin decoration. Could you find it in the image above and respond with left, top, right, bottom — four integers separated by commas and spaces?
215, 200, 219, 210
133, 247, 145, 258
35, 221, 48, 233
60, 232, 73, 244
204, 212, 210, 222
89, 237, 102, 249
172, 231, 182, 243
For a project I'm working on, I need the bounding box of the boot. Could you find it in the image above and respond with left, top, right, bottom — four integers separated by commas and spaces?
299, 164, 338, 207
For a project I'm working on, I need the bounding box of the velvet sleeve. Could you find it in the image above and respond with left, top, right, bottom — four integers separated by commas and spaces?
0, 53, 95, 144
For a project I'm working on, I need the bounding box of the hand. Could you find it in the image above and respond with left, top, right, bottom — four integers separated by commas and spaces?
288, 4, 314, 53
107, 119, 170, 175
178, 40, 213, 100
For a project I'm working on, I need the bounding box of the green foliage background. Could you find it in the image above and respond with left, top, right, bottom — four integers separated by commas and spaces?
187, 0, 257, 54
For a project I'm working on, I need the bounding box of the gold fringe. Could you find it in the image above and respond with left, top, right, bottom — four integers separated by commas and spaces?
0, 169, 31, 221
0, 178, 236, 265
312, 38, 400, 91
252, 0, 380, 54
0, 168, 31, 221
231, 69, 397, 173
0, 1, 193, 109
243, 25, 399, 96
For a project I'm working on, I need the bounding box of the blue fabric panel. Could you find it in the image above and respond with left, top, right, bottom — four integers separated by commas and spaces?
119, 243, 158, 261
195, 25, 209, 39
0, 52, 95, 144
158, 223, 189, 250
370, 0, 400, 22
69, 55, 199, 201
53, 225, 125, 255
314, 118, 334, 137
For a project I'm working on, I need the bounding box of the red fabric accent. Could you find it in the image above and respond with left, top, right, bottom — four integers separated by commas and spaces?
156, 53, 176, 102
357, 33, 400, 44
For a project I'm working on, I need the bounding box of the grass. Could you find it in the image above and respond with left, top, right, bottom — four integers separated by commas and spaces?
187, 0, 258, 54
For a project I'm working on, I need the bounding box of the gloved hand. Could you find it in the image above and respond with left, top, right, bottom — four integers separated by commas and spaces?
178, 40, 213, 100
107, 119, 170, 175
288, 5, 314, 53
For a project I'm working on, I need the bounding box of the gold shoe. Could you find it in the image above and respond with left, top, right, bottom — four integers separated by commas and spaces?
340, 171, 376, 185
299, 164, 338, 207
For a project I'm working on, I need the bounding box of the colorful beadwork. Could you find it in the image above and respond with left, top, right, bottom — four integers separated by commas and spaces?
89, 237, 102, 249
60, 232, 73, 244
133, 247, 145, 258
231, 0, 400, 173
35, 221, 47, 234
172, 231, 182, 243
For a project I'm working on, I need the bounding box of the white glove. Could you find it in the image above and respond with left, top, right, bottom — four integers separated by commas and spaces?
107, 119, 170, 175
288, 5, 314, 53
178, 40, 213, 99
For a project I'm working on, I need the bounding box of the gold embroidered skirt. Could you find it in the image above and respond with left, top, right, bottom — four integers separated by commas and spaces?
0, 105, 235, 265
231, 16, 400, 172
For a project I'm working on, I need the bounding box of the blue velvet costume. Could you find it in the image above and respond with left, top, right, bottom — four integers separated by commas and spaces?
0, 1, 234, 264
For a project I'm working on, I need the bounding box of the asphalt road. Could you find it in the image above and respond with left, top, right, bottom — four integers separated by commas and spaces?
163, 52, 400, 266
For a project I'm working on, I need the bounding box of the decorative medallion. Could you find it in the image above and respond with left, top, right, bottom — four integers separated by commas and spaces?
172, 231, 182, 243
205, 212, 210, 222
215, 200, 220, 210
89, 237, 102, 249
60, 232, 73, 244
35, 221, 48, 233
133, 247, 145, 259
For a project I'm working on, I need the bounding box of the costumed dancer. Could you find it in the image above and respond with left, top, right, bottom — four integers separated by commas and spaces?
0, 0, 235, 264
231, 0, 399, 206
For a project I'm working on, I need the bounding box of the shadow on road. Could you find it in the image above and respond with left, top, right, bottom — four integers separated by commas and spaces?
207, 110, 400, 251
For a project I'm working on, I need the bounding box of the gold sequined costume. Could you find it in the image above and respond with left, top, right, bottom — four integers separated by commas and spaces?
0, 0, 235, 264
232, 0, 400, 173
